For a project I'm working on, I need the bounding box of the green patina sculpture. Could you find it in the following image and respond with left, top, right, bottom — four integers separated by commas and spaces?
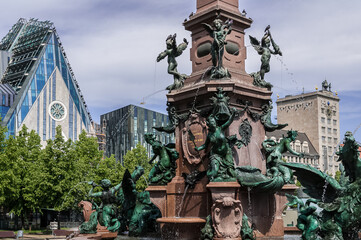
145, 133, 178, 185
153, 103, 179, 133
286, 194, 320, 240
79, 179, 122, 233
157, 33, 188, 91
78, 202, 99, 234
195, 108, 237, 182
249, 25, 282, 89
261, 100, 288, 131
210, 87, 231, 125
235, 165, 285, 193
79, 167, 160, 236
282, 132, 361, 239
200, 215, 214, 240
262, 130, 303, 183
240, 214, 256, 240
336, 131, 361, 182
120, 168, 161, 236
202, 19, 232, 79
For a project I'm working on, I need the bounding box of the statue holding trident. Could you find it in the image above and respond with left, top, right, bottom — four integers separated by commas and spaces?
249, 25, 282, 89
157, 33, 189, 92
202, 19, 233, 79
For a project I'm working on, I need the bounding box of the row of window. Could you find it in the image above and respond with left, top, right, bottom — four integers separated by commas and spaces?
321, 117, 337, 125
321, 136, 338, 144
267, 136, 310, 153
321, 127, 338, 135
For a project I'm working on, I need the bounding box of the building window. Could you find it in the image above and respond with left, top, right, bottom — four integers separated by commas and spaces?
333, 120, 337, 125
322, 127, 325, 133
295, 140, 301, 152
327, 128, 331, 134
334, 138, 338, 144
333, 129, 337, 135
322, 136, 326, 143
328, 137, 331, 143
302, 141, 309, 153
321, 117, 325, 123
321, 108, 324, 113
327, 118, 331, 124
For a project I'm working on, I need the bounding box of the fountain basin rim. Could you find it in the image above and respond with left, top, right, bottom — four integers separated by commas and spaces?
156, 217, 206, 224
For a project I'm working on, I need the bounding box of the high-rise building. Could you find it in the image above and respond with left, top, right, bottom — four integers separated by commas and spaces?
276, 80, 340, 175
100, 105, 172, 163
0, 18, 93, 144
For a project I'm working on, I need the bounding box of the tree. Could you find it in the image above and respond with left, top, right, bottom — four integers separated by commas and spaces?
0, 125, 43, 229
39, 126, 78, 211
123, 144, 151, 191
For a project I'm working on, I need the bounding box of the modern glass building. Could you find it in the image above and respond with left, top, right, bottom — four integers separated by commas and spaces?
100, 105, 172, 163
0, 18, 93, 143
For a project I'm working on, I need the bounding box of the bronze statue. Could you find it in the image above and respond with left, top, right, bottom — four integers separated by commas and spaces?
286, 194, 320, 240
249, 25, 282, 89
157, 33, 188, 91
260, 100, 288, 131
80, 179, 122, 233
202, 19, 232, 79
262, 130, 303, 183
336, 131, 361, 182
195, 109, 237, 182
145, 133, 178, 185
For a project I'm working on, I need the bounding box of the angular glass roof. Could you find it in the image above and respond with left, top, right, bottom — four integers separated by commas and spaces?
1, 18, 53, 91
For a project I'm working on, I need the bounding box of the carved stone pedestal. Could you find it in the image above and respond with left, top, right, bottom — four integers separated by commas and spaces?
207, 182, 242, 240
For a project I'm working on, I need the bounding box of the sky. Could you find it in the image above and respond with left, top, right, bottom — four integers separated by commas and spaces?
0, 0, 361, 140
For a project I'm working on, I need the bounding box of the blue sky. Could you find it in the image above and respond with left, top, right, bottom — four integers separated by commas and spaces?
0, 0, 361, 141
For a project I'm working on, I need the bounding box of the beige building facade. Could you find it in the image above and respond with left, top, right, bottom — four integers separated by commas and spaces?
276, 82, 340, 175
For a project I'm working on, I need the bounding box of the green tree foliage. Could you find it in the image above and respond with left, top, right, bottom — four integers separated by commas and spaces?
123, 143, 151, 191
0, 124, 155, 227
0, 126, 43, 227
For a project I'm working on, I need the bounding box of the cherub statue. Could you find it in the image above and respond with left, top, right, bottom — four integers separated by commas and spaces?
202, 19, 232, 79
80, 179, 122, 232
286, 194, 320, 240
262, 130, 304, 183
249, 25, 282, 89
157, 33, 189, 91
145, 133, 178, 185
195, 108, 237, 182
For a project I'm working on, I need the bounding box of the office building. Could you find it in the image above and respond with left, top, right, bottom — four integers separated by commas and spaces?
100, 105, 172, 163
276, 80, 340, 175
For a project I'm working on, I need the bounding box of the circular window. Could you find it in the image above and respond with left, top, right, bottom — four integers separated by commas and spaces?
49, 101, 67, 121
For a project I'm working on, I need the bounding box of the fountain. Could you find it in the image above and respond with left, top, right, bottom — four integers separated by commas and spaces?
145, 0, 299, 239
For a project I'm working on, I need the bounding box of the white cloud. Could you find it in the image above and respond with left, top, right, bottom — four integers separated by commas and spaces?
0, 0, 361, 126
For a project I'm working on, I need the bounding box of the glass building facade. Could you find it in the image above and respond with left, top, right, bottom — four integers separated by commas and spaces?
0, 19, 92, 140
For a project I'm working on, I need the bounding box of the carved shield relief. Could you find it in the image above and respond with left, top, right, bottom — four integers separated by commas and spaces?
181, 113, 207, 165
212, 197, 243, 238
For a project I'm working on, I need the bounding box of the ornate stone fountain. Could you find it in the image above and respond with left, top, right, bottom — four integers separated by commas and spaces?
146, 0, 298, 239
